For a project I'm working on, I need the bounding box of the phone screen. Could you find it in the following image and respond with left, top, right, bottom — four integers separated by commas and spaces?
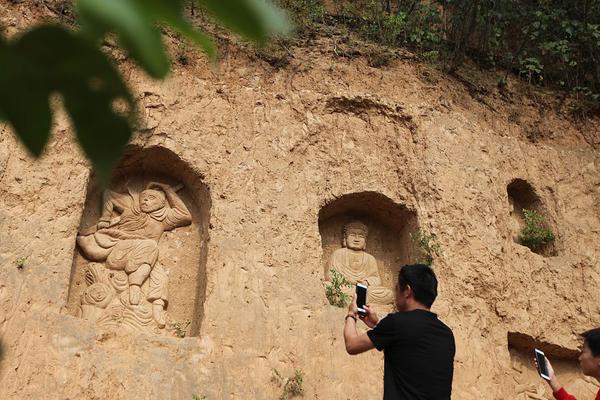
356, 284, 367, 313
535, 349, 549, 379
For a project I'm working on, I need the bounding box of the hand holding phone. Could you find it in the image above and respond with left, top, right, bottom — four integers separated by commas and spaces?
356, 283, 367, 316
534, 349, 550, 380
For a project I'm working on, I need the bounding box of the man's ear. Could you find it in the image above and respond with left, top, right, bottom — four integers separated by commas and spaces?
405, 285, 413, 299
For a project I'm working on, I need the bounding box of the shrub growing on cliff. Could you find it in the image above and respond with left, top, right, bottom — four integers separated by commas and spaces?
272, 369, 304, 399
410, 230, 441, 265
325, 269, 352, 307
170, 320, 191, 338
14, 256, 27, 270
280, 369, 304, 400
519, 209, 555, 250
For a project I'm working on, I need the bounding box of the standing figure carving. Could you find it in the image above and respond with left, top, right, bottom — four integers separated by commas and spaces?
328, 220, 393, 305
76, 182, 192, 329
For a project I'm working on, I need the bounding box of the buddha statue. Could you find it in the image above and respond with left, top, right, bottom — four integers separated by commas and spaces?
328, 220, 394, 305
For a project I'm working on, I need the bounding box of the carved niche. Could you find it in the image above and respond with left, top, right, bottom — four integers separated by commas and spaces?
319, 192, 418, 307
67, 146, 210, 337
506, 178, 557, 256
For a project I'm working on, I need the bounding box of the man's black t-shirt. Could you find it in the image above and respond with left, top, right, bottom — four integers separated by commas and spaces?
367, 310, 455, 400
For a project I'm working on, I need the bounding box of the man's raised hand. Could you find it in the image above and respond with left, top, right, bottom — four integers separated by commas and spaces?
347, 293, 358, 319
361, 304, 380, 328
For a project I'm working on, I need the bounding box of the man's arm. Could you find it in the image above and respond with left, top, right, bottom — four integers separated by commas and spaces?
148, 182, 192, 228
344, 294, 375, 355
344, 316, 375, 355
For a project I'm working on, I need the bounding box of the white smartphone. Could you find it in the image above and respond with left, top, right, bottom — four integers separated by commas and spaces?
534, 348, 550, 380
356, 283, 367, 316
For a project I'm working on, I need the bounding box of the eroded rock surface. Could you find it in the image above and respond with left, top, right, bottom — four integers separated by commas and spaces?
1, 2, 599, 399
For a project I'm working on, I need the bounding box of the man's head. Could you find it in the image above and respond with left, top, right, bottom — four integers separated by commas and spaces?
579, 328, 600, 378
395, 264, 438, 311
343, 221, 368, 251
140, 189, 166, 213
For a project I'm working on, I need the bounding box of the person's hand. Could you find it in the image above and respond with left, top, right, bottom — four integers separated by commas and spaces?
534, 355, 561, 392
360, 304, 380, 328
347, 293, 358, 319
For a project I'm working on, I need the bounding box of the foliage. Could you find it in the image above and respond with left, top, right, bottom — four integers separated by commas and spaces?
519, 209, 555, 250
191, 395, 206, 400
410, 230, 441, 265
277, 0, 325, 31
335, 0, 442, 50
325, 269, 352, 307
170, 320, 191, 338
273, 369, 304, 400
305, 0, 600, 104
1, 0, 291, 184
14, 256, 28, 269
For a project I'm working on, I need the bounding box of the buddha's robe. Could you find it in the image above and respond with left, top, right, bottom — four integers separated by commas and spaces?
329, 247, 394, 305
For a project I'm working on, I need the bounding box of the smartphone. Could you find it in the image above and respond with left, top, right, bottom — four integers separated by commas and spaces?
534, 349, 550, 380
356, 283, 367, 316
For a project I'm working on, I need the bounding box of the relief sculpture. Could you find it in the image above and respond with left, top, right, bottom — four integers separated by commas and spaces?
328, 220, 394, 305
76, 182, 192, 331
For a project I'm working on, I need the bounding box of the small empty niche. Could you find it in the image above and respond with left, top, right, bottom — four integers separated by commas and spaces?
508, 332, 580, 360
507, 179, 557, 256
318, 192, 418, 291
66, 145, 211, 337
507, 332, 582, 392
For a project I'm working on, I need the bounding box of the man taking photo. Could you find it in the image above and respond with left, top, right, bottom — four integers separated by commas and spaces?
344, 263, 455, 400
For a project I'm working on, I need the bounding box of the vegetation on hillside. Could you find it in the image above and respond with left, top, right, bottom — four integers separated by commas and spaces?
281, 0, 600, 106
2, 1, 599, 180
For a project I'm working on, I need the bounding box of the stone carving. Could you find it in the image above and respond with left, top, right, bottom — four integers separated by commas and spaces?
76, 182, 192, 330
328, 220, 394, 305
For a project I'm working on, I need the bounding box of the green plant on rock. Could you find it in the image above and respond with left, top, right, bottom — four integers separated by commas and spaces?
325, 269, 352, 307
410, 230, 441, 265
170, 320, 191, 338
519, 56, 544, 84
280, 369, 304, 400
14, 256, 28, 269
192, 395, 206, 400
519, 209, 555, 250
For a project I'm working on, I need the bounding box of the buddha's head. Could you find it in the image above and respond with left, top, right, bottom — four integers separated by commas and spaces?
343, 220, 368, 251
140, 189, 166, 213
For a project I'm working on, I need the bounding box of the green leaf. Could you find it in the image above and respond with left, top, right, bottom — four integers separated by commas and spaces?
168, 19, 216, 60
77, 0, 170, 78
134, 0, 216, 59
0, 32, 53, 156
199, 0, 291, 44
0, 25, 134, 183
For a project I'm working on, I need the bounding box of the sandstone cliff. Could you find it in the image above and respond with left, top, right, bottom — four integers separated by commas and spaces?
1, 1, 599, 399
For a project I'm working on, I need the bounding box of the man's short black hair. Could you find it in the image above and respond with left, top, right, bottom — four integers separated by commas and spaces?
581, 328, 600, 357
398, 264, 438, 308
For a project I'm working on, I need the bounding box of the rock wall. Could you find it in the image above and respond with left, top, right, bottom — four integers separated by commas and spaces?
1, 2, 600, 399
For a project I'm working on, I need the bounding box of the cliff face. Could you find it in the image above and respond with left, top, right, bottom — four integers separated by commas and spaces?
1, 2, 600, 399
